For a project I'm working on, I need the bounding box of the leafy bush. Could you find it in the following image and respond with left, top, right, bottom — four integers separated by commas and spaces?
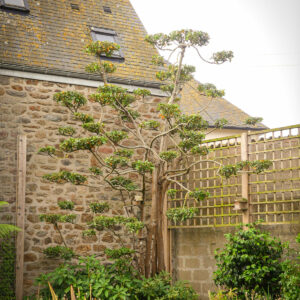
214, 223, 286, 298
0, 235, 16, 300
280, 233, 300, 300
34, 256, 198, 299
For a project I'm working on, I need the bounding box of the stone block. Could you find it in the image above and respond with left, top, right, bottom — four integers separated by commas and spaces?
193, 270, 210, 281
185, 258, 200, 269
177, 270, 192, 281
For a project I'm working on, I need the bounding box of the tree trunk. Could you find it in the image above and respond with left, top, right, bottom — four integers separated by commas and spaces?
144, 168, 169, 277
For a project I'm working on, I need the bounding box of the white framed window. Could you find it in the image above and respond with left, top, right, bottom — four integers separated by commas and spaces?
0, 0, 30, 11
91, 27, 124, 61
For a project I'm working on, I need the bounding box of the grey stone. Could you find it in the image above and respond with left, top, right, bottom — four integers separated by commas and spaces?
6, 90, 27, 97
16, 117, 31, 124
44, 114, 62, 122
0, 75, 10, 85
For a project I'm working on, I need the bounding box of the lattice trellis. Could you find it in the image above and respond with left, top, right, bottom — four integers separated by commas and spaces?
248, 126, 300, 224
168, 125, 300, 228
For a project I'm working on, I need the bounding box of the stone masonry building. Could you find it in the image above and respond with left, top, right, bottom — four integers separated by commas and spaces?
0, 0, 267, 297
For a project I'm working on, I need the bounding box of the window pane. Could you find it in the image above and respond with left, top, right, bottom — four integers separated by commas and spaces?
94, 33, 115, 43
4, 0, 25, 6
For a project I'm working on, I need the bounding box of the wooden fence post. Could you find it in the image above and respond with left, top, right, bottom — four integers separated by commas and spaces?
16, 135, 26, 300
241, 132, 250, 225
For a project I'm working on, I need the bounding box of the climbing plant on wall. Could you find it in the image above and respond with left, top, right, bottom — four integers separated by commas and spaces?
38, 30, 271, 276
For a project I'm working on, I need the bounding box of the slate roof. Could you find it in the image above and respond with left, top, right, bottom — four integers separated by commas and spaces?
0, 0, 267, 130
0, 0, 162, 87
181, 80, 266, 129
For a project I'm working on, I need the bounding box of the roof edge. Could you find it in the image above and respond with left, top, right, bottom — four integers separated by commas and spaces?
208, 125, 268, 131
0, 62, 162, 89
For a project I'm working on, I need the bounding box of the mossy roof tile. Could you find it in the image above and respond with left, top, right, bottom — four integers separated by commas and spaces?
0, 0, 266, 129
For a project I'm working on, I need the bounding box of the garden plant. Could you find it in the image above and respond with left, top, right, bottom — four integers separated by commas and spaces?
213, 223, 300, 299
34, 29, 275, 300
38, 29, 271, 275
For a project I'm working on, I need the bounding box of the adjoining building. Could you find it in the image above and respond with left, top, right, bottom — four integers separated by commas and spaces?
0, 0, 267, 296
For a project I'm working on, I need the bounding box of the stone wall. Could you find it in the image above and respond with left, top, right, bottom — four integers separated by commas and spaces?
0, 75, 164, 295
172, 224, 300, 300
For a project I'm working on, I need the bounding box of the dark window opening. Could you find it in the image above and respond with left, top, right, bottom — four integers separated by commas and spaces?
70, 3, 79, 11
103, 6, 112, 14
0, 0, 29, 11
90, 27, 124, 61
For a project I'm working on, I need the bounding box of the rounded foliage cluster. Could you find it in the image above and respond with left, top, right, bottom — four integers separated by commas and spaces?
214, 223, 286, 298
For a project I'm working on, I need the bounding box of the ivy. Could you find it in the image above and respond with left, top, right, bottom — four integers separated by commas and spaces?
85, 62, 117, 74
157, 103, 181, 119
177, 114, 208, 131
82, 229, 96, 237
133, 88, 151, 97
146, 30, 210, 48
90, 215, 144, 233
40, 214, 76, 224
94, 85, 135, 107
73, 112, 94, 123
85, 41, 120, 57
89, 202, 109, 214
132, 160, 155, 173
58, 201, 74, 210
109, 176, 137, 191
89, 166, 103, 175
82, 122, 104, 134
179, 130, 205, 151
58, 126, 76, 136
197, 83, 225, 98
166, 207, 199, 222
43, 171, 87, 185
43, 246, 75, 261
220, 160, 272, 178
159, 151, 178, 162
214, 118, 228, 129
190, 145, 209, 156
188, 189, 210, 201
120, 109, 140, 122
219, 164, 239, 178
167, 189, 177, 199
212, 50, 234, 64
139, 120, 160, 130
151, 54, 165, 66
60, 136, 107, 152
38, 146, 56, 156
106, 130, 128, 144
105, 247, 135, 259
105, 155, 129, 169
53, 91, 87, 112
245, 117, 263, 126
114, 149, 134, 158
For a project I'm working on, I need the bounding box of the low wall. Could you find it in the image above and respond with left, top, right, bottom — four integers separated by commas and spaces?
172, 224, 299, 299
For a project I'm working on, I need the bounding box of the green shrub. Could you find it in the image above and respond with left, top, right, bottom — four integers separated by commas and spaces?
280, 233, 300, 300
34, 256, 198, 300
0, 236, 16, 300
213, 223, 286, 298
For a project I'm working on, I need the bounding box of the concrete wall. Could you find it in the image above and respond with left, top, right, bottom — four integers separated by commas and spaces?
172, 224, 300, 300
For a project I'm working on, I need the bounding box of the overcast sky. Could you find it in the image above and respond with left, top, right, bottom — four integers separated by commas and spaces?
130, 0, 300, 129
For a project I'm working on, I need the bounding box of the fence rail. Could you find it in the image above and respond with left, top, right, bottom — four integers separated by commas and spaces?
168, 124, 300, 228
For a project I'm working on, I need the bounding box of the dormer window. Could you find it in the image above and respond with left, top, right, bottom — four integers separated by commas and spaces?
91, 27, 124, 61
0, 0, 30, 11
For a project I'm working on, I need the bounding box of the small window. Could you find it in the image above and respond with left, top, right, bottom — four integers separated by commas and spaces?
70, 3, 80, 11
103, 6, 112, 14
0, 0, 30, 11
91, 27, 124, 61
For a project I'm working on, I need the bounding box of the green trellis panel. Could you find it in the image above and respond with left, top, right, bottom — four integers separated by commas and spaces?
168, 125, 300, 228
